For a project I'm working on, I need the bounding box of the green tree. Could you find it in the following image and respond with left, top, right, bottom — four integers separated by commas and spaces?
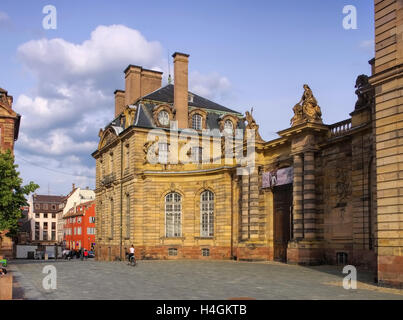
0, 150, 39, 237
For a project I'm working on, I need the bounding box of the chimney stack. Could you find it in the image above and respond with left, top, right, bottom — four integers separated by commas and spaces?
141, 68, 163, 97
123, 65, 163, 108
114, 90, 125, 117
124, 65, 142, 106
172, 52, 189, 129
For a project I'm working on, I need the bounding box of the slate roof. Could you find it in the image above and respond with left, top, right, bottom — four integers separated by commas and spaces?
142, 84, 241, 114
101, 83, 245, 139
33, 195, 65, 203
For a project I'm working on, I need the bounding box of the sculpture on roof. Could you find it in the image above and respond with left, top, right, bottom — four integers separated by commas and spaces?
291, 84, 322, 126
243, 107, 263, 141
354, 74, 374, 111
123, 106, 136, 129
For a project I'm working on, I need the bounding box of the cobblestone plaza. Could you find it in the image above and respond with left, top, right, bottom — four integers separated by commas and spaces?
10, 260, 403, 300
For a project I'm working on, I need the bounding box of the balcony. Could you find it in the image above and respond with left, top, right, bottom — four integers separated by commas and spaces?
329, 119, 352, 138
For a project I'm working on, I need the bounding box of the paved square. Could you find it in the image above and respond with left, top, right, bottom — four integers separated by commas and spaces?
9, 259, 403, 300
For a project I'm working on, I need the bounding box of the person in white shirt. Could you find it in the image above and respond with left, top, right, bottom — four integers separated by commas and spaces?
128, 245, 135, 261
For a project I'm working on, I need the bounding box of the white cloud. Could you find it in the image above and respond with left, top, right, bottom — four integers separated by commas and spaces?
17, 25, 165, 86
14, 24, 235, 195
189, 71, 232, 102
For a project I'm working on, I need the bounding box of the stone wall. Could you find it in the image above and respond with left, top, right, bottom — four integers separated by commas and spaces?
370, 0, 403, 288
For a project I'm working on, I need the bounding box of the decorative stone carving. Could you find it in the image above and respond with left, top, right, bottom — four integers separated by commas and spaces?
242, 108, 263, 142
123, 106, 136, 129
354, 74, 375, 111
291, 84, 323, 126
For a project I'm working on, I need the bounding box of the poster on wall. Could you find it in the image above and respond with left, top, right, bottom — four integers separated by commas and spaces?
262, 167, 293, 188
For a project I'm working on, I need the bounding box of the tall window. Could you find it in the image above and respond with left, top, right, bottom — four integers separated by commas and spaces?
165, 192, 182, 237
126, 194, 130, 238
43, 222, 48, 240
192, 146, 203, 163
109, 153, 114, 174
51, 222, 56, 240
159, 142, 168, 164
125, 145, 130, 169
192, 114, 202, 130
201, 190, 214, 237
35, 222, 40, 240
224, 119, 234, 133
110, 198, 114, 238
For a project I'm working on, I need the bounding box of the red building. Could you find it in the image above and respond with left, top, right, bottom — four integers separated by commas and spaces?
63, 201, 96, 251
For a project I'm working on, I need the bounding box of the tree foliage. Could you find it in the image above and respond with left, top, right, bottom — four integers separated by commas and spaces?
0, 150, 39, 236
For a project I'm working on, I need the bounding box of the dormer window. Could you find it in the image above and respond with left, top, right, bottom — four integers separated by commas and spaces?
224, 119, 234, 132
192, 114, 202, 130
188, 93, 194, 103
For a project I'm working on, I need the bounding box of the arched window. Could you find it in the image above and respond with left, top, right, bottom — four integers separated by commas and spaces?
224, 119, 234, 132
200, 190, 214, 237
192, 114, 202, 130
165, 192, 182, 237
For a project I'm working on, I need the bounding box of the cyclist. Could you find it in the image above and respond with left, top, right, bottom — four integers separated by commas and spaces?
128, 244, 136, 264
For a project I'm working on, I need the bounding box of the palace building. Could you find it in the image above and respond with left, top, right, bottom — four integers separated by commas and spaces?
0, 88, 20, 154
0, 87, 21, 258
94, 1, 402, 288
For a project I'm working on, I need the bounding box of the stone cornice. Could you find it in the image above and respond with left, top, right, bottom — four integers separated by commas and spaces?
277, 122, 329, 138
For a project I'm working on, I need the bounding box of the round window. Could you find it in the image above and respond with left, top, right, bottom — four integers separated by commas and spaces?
158, 110, 169, 126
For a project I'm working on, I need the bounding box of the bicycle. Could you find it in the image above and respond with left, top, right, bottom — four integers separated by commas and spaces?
126, 253, 137, 267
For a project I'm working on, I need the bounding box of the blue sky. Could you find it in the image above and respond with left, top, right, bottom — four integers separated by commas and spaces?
0, 0, 374, 195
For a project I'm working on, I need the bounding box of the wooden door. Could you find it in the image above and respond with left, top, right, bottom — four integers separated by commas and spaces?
273, 184, 292, 262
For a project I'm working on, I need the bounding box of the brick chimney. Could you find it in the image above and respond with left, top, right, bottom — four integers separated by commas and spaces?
172, 52, 189, 129
141, 68, 163, 97
124, 65, 163, 108
124, 65, 142, 106
114, 90, 125, 117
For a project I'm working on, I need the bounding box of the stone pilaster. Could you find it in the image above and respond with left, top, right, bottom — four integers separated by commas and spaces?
292, 154, 304, 240
249, 170, 260, 239
241, 174, 250, 240
303, 151, 316, 239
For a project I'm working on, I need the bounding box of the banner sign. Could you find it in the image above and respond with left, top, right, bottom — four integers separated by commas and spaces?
262, 167, 293, 188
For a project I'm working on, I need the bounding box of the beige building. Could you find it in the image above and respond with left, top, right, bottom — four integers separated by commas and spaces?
29, 194, 64, 244
369, 0, 403, 287
93, 1, 403, 288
